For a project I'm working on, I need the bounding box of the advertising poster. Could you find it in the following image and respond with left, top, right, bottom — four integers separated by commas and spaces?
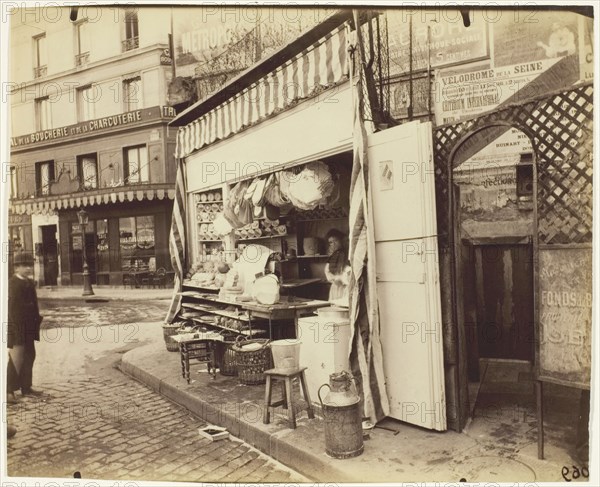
390, 77, 430, 120
387, 9, 488, 76
538, 247, 592, 388
492, 9, 579, 68
434, 57, 562, 125
171, 7, 323, 76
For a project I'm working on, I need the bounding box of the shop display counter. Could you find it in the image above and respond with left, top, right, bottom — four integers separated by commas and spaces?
180, 280, 329, 339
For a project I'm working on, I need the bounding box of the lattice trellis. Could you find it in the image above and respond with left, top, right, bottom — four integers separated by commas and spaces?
433, 83, 594, 246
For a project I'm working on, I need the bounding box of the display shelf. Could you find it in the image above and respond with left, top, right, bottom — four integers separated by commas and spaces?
182, 303, 251, 322
190, 318, 261, 336
296, 254, 329, 259
296, 217, 348, 222
198, 239, 223, 243
236, 234, 287, 241
181, 282, 220, 292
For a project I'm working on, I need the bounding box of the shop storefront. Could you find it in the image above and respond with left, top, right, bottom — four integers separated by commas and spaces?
169, 12, 447, 430
7, 212, 33, 276
57, 200, 171, 286
164, 8, 593, 455
10, 106, 177, 286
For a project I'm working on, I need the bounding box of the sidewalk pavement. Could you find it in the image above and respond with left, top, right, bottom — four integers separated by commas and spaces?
37, 285, 174, 301
120, 338, 582, 483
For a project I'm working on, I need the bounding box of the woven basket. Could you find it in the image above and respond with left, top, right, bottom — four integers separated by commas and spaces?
213, 332, 237, 376
215, 340, 237, 376
232, 337, 271, 385
162, 323, 182, 352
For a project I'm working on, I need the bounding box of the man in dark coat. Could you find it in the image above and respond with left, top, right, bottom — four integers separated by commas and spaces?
7, 251, 43, 403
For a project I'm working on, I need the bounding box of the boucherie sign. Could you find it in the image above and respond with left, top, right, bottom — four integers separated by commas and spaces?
11, 106, 176, 149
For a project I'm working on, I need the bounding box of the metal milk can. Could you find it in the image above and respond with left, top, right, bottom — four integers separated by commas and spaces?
318, 371, 364, 459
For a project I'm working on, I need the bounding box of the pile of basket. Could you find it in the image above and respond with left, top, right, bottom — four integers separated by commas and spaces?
162, 322, 184, 352
232, 336, 272, 385
213, 332, 238, 376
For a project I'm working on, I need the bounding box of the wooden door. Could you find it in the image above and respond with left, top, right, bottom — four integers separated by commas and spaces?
474, 244, 534, 361
368, 120, 446, 431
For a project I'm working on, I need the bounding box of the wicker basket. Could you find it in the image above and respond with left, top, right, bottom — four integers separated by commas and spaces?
213, 333, 238, 376
162, 323, 182, 352
232, 337, 271, 385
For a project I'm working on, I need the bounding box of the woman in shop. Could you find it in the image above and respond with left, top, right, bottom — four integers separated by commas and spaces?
324, 229, 351, 304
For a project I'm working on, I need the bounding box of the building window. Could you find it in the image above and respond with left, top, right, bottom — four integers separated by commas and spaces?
123, 76, 141, 111
10, 165, 18, 199
33, 33, 47, 78
77, 86, 95, 121
75, 20, 90, 66
122, 9, 139, 51
77, 154, 98, 189
36, 97, 52, 131
119, 215, 155, 271
124, 145, 149, 184
35, 160, 55, 196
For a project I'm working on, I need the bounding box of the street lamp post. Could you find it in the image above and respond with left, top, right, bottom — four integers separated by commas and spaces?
78, 208, 95, 296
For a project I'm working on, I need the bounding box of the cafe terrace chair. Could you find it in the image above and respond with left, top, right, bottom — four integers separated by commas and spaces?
123, 268, 137, 288
141, 271, 154, 288
153, 267, 167, 288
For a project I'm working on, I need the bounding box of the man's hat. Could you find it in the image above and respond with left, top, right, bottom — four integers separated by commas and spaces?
13, 252, 34, 266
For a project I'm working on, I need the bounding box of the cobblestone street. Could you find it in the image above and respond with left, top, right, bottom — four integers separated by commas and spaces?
6, 374, 308, 482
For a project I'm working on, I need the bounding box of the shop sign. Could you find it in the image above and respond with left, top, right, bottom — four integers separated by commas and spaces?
160, 48, 172, 66
8, 213, 31, 225
97, 232, 109, 252
11, 106, 175, 149
387, 10, 489, 76
120, 237, 137, 250
72, 235, 83, 250
137, 228, 155, 249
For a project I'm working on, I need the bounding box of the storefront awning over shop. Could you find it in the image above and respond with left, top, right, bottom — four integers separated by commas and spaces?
10, 184, 176, 215
172, 24, 349, 159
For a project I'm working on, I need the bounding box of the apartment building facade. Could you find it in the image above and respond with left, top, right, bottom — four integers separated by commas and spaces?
8, 6, 178, 286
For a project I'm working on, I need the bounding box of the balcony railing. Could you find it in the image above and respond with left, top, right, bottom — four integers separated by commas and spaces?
75, 52, 90, 67
122, 36, 139, 52
34, 65, 47, 78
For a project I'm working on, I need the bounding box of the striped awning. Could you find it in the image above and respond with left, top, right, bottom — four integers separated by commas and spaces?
175, 25, 349, 159
10, 185, 176, 215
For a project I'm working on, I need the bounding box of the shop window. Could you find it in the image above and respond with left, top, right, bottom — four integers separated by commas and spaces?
96, 219, 110, 273
123, 76, 141, 111
35, 160, 55, 196
33, 33, 47, 78
70, 222, 84, 273
9, 226, 24, 253
10, 165, 18, 199
77, 154, 98, 189
77, 86, 95, 121
75, 19, 90, 65
36, 97, 52, 131
122, 9, 139, 51
119, 215, 155, 271
124, 145, 149, 184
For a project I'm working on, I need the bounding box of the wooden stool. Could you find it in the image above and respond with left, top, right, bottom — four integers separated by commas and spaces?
263, 366, 315, 429
179, 339, 217, 383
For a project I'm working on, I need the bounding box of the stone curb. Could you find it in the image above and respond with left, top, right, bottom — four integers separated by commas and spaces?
119, 349, 355, 482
